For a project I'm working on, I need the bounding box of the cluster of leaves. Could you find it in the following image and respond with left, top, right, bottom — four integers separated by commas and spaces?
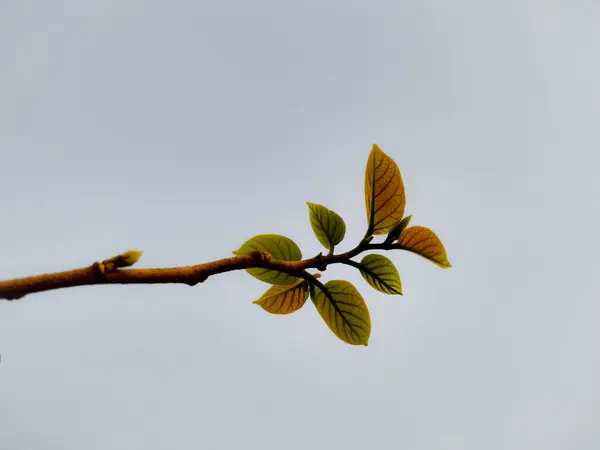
233, 144, 451, 346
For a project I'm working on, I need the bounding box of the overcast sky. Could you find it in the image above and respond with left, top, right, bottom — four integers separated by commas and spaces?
1, 1, 599, 449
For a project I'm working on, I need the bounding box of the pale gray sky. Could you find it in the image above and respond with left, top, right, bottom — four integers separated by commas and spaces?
1, 1, 599, 449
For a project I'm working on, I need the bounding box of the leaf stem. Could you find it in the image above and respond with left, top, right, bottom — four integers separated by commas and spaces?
339, 259, 364, 270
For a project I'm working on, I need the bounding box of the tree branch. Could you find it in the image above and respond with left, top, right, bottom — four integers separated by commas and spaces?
0, 242, 401, 301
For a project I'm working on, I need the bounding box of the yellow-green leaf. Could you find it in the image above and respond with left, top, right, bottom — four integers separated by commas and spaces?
253, 279, 309, 314
365, 144, 406, 235
358, 254, 402, 295
398, 226, 452, 268
311, 280, 371, 346
306, 202, 346, 250
233, 234, 302, 285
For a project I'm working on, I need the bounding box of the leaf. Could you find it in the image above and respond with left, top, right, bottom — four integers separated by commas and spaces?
311, 280, 371, 346
253, 279, 309, 314
364, 144, 406, 235
306, 202, 346, 250
233, 234, 302, 285
398, 226, 452, 268
385, 214, 413, 243
358, 254, 402, 295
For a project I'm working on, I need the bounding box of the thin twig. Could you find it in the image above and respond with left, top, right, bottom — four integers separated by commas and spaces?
0, 241, 400, 301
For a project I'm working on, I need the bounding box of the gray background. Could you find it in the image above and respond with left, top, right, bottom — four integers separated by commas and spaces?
1, 1, 599, 449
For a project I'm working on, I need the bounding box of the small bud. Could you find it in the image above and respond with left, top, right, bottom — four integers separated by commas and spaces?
384, 215, 412, 244
117, 250, 144, 267
103, 250, 144, 269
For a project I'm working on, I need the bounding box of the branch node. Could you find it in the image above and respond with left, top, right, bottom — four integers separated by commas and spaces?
188, 274, 208, 286
314, 253, 327, 271
92, 262, 107, 279
249, 250, 272, 264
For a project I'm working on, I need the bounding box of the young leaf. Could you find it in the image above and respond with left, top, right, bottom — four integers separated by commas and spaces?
358, 254, 402, 295
385, 214, 412, 243
306, 202, 346, 250
311, 280, 371, 346
398, 226, 452, 268
233, 234, 302, 285
364, 144, 406, 235
253, 279, 309, 314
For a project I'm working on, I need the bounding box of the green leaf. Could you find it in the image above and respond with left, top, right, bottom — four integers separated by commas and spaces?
233, 234, 302, 285
306, 202, 346, 250
365, 144, 406, 235
253, 279, 309, 314
398, 226, 452, 268
385, 215, 412, 243
358, 254, 402, 295
311, 280, 371, 346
